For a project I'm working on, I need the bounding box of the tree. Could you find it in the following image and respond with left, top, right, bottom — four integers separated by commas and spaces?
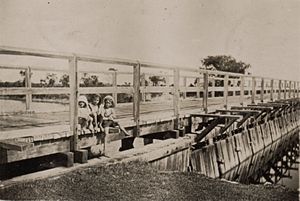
60, 74, 69, 87
149, 76, 166, 86
40, 73, 58, 87
201, 55, 250, 74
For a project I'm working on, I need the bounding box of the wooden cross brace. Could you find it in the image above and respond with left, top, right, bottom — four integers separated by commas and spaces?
231, 106, 272, 123
190, 113, 239, 142
216, 109, 260, 128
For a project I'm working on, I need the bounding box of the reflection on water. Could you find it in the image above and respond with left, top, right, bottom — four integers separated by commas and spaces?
224, 131, 299, 190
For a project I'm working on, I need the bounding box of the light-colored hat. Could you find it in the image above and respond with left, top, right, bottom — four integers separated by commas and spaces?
104, 95, 115, 107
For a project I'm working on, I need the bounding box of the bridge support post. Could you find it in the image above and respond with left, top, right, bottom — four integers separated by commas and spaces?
251, 77, 256, 104
293, 81, 296, 98
270, 79, 274, 101
133, 62, 141, 137
224, 74, 228, 109
289, 81, 292, 98
183, 76, 187, 99
112, 70, 117, 105
278, 80, 282, 100
203, 72, 209, 113
69, 55, 79, 152
141, 73, 146, 102
240, 76, 244, 106
173, 68, 180, 128
25, 66, 32, 111
284, 80, 287, 100
260, 78, 264, 103
74, 149, 88, 163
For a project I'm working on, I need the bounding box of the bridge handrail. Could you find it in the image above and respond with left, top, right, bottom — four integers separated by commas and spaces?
0, 46, 299, 151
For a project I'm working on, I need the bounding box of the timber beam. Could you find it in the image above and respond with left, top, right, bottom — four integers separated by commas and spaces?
216, 109, 260, 127
190, 114, 240, 142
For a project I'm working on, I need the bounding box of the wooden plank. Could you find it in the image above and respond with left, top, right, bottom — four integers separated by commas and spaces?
270, 79, 274, 101
3, 140, 70, 163
183, 77, 187, 99
133, 63, 141, 137
251, 77, 256, 104
69, 56, 79, 151
0, 46, 72, 59
25, 67, 32, 111
31, 88, 70, 94
0, 139, 33, 151
140, 86, 172, 93
289, 80, 292, 98
0, 87, 70, 95
203, 72, 209, 113
0, 125, 71, 140
284, 80, 287, 99
260, 78, 264, 102
179, 86, 200, 93
240, 76, 244, 105
191, 113, 240, 119
112, 71, 117, 104
173, 68, 180, 129
278, 80, 282, 100
79, 87, 133, 94
224, 74, 229, 109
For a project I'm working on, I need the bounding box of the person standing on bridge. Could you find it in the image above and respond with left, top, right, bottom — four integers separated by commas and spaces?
100, 95, 129, 137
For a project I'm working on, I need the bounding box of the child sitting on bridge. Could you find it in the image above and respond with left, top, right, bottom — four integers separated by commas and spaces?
88, 94, 104, 133
78, 95, 93, 133
100, 95, 129, 137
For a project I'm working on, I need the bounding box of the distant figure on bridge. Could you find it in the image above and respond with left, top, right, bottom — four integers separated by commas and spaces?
88, 94, 104, 133
78, 95, 93, 133
100, 95, 129, 137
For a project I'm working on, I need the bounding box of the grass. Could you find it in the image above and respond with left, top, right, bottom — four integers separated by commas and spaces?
0, 161, 298, 201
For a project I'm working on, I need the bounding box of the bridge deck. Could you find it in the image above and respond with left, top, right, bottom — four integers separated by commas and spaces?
0, 97, 250, 133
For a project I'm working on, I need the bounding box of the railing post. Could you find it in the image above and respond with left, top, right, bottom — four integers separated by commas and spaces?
25, 66, 32, 111
224, 74, 229, 109
133, 62, 141, 137
240, 76, 244, 106
211, 77, 215, 98
278, 80, 282, 100
203, 72, 209, 113
284, 80, 287, 99
297, 82, 300, 98
289, 81, 292, 98
196, 77, 200, 98
270, 79, 274, 101
173, 68, 180, 128
112, 71, 117, 105
251, 77, 256, 104
183, 76, 187, 99
293, 81, 296, 98
260, 78, 264, 102
140, 73, 146, 102
69, 55, 79, 152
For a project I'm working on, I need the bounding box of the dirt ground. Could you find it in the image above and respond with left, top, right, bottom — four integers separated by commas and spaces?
0, 161, 298, 201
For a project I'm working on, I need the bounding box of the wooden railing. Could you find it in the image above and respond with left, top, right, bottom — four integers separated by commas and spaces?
0, 46, 299, 151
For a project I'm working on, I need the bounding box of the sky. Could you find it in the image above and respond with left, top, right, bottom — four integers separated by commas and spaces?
0, 0, 299, 82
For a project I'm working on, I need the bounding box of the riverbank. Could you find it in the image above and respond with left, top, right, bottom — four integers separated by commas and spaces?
0, 161, 297, 201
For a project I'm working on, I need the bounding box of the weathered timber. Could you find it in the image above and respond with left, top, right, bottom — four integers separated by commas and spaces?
0, 139, 34, 151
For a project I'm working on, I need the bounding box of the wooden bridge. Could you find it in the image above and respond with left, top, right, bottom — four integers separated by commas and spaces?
0, 46, 299, 172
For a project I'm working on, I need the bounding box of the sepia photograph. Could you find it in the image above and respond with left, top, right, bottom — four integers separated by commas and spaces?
0, 0, 299, 200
